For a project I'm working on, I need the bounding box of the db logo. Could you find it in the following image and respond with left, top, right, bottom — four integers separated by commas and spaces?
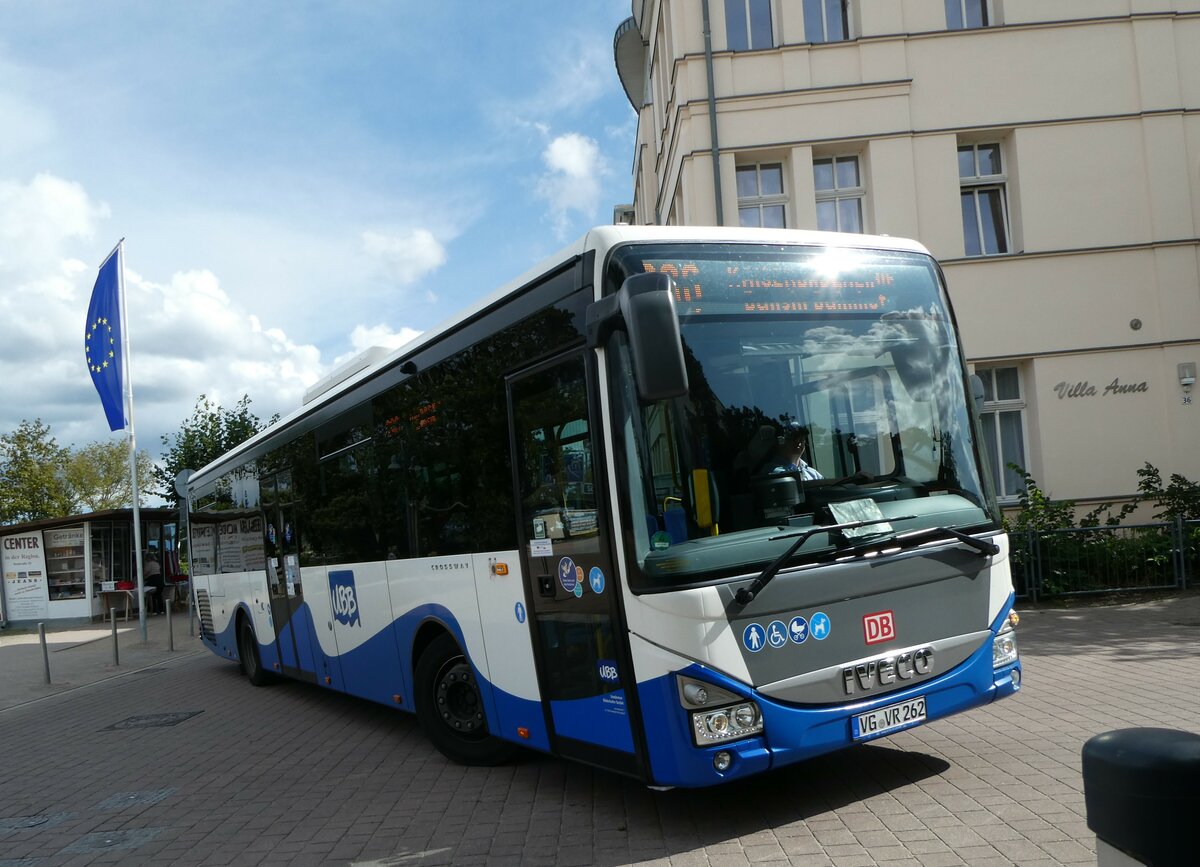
863, 610, 895, 645
329, 570, 361, 627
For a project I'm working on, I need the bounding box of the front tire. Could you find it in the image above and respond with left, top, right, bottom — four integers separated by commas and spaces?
238, 616, 274, 687
415, 633, 515, 765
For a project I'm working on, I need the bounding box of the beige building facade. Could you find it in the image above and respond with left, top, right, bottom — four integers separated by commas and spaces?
613, 0, 1200, 506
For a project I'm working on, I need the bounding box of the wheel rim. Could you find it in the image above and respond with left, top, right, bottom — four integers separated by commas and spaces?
433, 655, 486, 738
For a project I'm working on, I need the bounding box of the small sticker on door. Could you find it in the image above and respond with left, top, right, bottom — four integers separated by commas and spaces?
558, 557, 577, 593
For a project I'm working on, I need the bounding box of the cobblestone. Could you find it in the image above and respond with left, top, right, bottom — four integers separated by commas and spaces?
2, 592, 1198, 864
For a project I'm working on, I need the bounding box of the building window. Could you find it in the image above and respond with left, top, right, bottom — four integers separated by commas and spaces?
813, 155, 863, 233
725, 0, 773, 51
977, 366, 1026, 500
804, 0, 850, 44
959, 142, 1010, 256
736, 162, 786, 228
945, 0, 992, 29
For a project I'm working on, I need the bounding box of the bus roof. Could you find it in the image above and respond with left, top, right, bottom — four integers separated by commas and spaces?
187, 226, 930, 490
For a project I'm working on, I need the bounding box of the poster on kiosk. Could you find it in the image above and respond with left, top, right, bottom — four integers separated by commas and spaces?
1, 531, 51, 622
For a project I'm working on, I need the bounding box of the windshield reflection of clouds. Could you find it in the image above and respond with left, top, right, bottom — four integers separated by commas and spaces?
609, 244, 995, 586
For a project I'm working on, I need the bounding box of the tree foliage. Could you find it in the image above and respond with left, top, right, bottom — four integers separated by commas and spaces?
64, 439, 155, 513
1136, 462, 1200, 523
154, 394, 277, 507
0, 419, 75, 524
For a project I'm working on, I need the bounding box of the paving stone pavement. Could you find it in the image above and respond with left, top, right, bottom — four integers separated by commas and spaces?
1, 592, 1197, 866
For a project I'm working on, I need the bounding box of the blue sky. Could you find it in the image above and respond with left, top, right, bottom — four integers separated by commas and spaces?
0, 0, 635, 470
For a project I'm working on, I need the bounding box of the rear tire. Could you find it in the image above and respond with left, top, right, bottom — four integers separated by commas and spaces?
415, 633, 515, 766
238, 616, 274, 687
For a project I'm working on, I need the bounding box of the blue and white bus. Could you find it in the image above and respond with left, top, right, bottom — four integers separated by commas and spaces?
186, 226, 1021, 788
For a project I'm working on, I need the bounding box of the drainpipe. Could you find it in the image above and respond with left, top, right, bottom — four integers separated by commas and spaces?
701, 0, 725, 225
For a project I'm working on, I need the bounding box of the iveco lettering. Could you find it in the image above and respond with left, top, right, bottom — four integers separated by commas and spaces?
186, 226, 1021, 788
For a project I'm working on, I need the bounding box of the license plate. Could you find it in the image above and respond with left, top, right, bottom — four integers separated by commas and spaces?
852, 696, 927, 739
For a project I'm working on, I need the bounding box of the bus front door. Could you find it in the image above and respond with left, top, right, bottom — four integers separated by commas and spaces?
507, 352, 644, 778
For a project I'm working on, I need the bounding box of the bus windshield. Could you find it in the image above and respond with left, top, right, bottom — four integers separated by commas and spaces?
605, 242, 998, 591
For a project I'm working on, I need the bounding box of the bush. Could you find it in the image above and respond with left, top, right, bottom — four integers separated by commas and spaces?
1004, 463, 1197, 597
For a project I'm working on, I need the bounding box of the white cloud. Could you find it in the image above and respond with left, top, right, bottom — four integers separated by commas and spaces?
0, 173, 330, 463
348, 323, 423, 354
0, 174, 109, 275
362, 228, 447, 287
534, 133, 609, 236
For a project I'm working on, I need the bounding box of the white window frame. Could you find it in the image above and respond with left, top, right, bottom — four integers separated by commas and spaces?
804, 0, 851, 44
725, 0, 774, 51
813, 154, 865, 233
959, 141, 1011, 257
945, 0, 995, 30
976, 365, 1027, 502
736, 161, 788, 229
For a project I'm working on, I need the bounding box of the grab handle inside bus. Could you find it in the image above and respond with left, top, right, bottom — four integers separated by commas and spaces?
586, 271, 688, 402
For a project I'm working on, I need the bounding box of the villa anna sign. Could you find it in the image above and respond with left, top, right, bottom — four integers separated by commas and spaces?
1053, 378, 1150, 400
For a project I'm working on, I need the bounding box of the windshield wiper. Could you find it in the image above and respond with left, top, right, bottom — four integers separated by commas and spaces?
824, 525, 1001, 562
908, 526, 1000, 556
735, 516, 913, 605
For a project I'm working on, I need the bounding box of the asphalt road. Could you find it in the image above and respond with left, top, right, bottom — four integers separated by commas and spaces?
1, 592, 1198, 866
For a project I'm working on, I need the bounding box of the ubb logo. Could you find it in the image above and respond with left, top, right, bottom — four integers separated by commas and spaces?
329, 570, 361, 627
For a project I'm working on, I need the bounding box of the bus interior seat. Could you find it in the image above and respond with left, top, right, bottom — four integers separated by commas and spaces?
663, 503, 687, 544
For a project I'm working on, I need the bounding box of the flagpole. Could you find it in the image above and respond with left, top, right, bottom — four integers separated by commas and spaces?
116, 240, 147, 642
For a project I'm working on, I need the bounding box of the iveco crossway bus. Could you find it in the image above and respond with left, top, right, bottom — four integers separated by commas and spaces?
186, 226, 1021, 788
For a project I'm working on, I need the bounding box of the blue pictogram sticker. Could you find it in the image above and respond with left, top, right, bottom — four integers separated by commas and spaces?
268, 524, 276, 545
767, 620, 788, 649
810, 611, 831, 640
573, 582, 583, 598
515, 601, 526, 624
328, 570, 360, 627
558, 557, 577, 593
742, 623, 766, 653
788, 615, 809, 644
589, 566, 605, 595
284, 523, 293, 543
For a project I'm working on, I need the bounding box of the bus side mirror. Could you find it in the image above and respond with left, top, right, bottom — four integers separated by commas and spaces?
970, 374, 985, 414
587, 271, 689, 402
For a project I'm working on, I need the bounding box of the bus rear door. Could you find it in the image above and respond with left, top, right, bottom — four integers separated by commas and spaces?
261, 471, 317, 679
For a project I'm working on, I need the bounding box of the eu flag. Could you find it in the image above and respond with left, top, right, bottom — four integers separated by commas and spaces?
85, 247, 126, 431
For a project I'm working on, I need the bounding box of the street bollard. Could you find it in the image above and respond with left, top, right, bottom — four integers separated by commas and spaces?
38, 623, 50, 685
1083, 727, 1200, 866
167, 599, 174, 651
111, 609, 119, 666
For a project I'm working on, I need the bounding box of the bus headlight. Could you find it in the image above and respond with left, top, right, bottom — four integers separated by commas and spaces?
993, 627, 1019, 668
677, 675, 765, 746
692, 701, 762, 746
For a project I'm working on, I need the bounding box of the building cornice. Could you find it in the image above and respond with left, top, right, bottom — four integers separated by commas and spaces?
941, 236, 1200, 267
968, 336, 1200, 367
672, 105, 1199, 163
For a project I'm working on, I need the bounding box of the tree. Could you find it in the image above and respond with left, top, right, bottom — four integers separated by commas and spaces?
64, 439, 155, 512
154, 395, 278, 507
0, 419, 74, 525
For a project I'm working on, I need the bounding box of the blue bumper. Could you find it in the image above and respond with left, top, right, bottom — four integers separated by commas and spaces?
637, 603, 1022, 788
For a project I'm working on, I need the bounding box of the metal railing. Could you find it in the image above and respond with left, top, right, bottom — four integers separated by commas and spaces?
1012, 518, 1196, 602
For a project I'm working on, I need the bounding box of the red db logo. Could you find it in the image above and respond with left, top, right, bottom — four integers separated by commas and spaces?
863, 611, 896, 645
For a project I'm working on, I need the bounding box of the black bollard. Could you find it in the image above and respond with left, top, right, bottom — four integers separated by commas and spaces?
1082, 727, 1200, 866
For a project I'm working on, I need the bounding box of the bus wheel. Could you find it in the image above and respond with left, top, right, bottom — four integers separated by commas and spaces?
415, 633, 514, 766
238, 616, 274, 687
